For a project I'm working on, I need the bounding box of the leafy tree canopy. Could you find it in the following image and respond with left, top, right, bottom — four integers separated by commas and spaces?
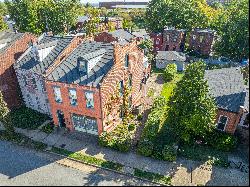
167, 61, 217, 143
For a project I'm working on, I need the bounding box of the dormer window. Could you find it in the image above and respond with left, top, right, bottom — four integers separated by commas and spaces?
125, 54, 129, 68
78, 57, 88, 74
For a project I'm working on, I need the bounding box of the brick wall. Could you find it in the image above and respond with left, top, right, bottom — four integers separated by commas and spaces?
94, 32, 116, 43
150, 33, 163, 53
100, 40, 146, 132
0, 33, 36, 109
189, 30, 216, 56
162, 30, 186, 52
216, 108, 243, 134
45, 81, 103, 134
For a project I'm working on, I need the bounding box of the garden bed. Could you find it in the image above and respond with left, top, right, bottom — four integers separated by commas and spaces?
9, 106, 50, 130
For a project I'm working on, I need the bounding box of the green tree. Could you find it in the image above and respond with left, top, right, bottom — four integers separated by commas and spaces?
0, 91, 14, 137
145, 0, 218, 32
164, 63, 177, 82
167, 61, 217, 144
213, 0, 249, 61
5, 0, 81, 35
138, 39, 154, 62
84, 7, 100, 36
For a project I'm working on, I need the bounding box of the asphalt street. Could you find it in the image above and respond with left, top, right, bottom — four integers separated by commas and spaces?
0, 140, 155, 186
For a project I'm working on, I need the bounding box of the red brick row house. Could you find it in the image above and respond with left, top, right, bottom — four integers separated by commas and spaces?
205, 67, 249, 134
14, 33, 82, 115
45, 39, 149, 135
0, 31, 36, 109
189, 29, 217, 56
150, 28, 217, 56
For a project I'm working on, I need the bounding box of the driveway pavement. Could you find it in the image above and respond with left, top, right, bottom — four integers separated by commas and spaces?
0, 140, 156, 186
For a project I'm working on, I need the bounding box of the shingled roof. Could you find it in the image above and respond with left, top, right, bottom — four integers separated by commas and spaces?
156, 51, 186, 61
108, 29, 135, 45
15, 35, 74, 74
205, 67, 247, 113
46, 40, 114, 87
0, 31, 25, 54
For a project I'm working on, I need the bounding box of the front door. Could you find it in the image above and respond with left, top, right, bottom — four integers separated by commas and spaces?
57, 110, 66, 128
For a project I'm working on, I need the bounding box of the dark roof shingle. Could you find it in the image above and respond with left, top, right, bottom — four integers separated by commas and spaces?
0, 31, 25, 54
16, 35, 74, 74
47, 41, 114, 87
205, 67, 247, 113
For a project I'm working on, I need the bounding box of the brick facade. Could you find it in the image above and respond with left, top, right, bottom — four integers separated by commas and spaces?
45, 40, 148, 135
15, 35, 83, 115
189, 29, 217, 56
94, 32, 118, 43
45, 81, 103, 134
0, 33, 36, 109
162, 29, 186, 52
150, 33, 163, 53
215, 108, 243, 134
100, 41, 147, 132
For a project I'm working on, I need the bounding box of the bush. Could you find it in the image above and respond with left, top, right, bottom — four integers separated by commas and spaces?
137, 114, 143, 121
206, 130, 237, 152
10, 106, 50, 129
164, 63, 177, 82
128, 123, 136, 132
99, 124, 132, 152
41, 122, 54, 134
162, 145, 177, 161
137, 140, 154, 156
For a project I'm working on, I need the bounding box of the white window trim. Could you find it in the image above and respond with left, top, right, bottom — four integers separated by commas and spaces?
217, 115, 229, 132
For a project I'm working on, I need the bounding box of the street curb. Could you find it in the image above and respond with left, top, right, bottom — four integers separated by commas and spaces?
45, 150, 167, 186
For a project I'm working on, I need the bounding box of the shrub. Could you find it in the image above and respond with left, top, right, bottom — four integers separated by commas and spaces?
164, 63, 177, 82
99, 124, 132, 152
137, 140, 154, 157
162, 145, 177, 162
206, 130, 237, 152
128, 123, 136, 132
41, 122, 54, 134
137, 114, 143, 121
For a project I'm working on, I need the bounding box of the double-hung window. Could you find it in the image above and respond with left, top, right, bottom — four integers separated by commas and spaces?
119, 80, 124, 96
128, 74, 132, 88
53, 86, 62, 103
125, 54, 129, 68
85, 91, 94, 109
69, 88, 77, 106
217, 115, 228, 131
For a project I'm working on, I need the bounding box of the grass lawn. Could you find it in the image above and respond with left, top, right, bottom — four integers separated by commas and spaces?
161, 73, 184, 102
51, 147, 123, 172
10, 106, 50, 130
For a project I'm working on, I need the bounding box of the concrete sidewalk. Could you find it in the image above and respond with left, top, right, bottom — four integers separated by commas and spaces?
14, 127, 249, 186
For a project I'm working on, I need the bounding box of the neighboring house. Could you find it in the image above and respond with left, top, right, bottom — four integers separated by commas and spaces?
45, 40, 148, 136
76, 16, 90, 32
189, 29, 217, 56
162, 28, 186, 52
14, 33, 82, 115
150, 32, 163, 53
156, 51, 186, 71
132, 29, 150, 42
205, 68, 248, 134
150, 28, 186, 53
0, 31, 36, 109
94, 29, 136, 45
